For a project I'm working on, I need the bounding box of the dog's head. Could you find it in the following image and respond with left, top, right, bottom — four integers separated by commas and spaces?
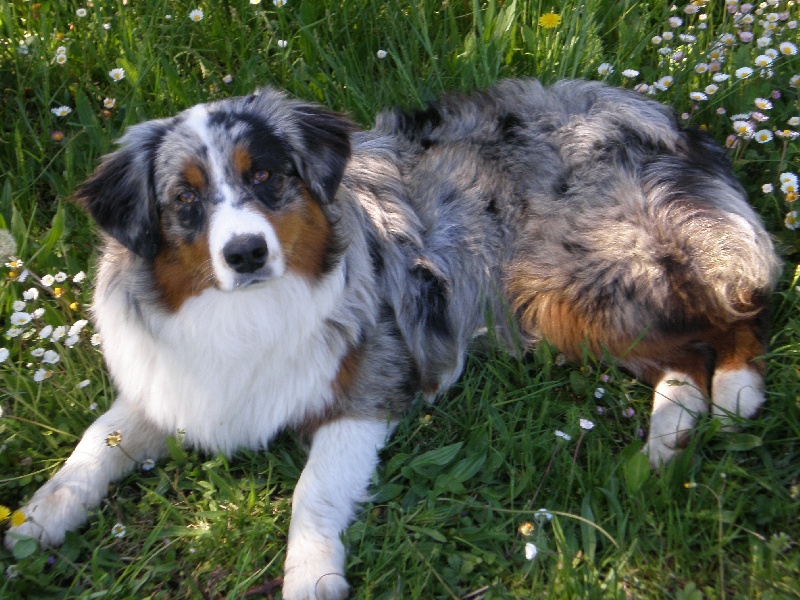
75, 89, 355, 308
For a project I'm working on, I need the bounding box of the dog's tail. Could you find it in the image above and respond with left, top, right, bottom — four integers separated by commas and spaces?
637, 137, 780, 326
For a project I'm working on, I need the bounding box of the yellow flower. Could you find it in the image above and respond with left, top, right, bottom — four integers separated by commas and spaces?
0, 505, 10, 522
539, 12, 561, 28
11, 510, 25, 527
106, 430, 123, 447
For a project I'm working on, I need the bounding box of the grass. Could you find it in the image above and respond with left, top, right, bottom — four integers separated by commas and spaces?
1, 0, 799, 597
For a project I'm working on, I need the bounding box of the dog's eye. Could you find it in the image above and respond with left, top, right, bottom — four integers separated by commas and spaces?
177, 190, 197, 203
252, 170, 270, 185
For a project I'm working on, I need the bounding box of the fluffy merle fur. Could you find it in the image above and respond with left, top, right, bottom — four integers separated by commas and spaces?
7, 79, 779, 600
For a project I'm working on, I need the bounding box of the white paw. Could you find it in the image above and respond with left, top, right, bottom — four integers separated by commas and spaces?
644, 372, 707, 468
4, 482, 90, 550
643, 433, 680, 468
283, 538, 349, 600
711, 368, 765, 428
282, 572, 349, 600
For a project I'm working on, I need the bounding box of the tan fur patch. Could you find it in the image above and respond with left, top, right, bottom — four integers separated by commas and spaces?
270, 189, 331, 278
333, 346, 362, 397
232, 145, 251, 176
509, 285, 715, 392
182, 162, 206, 191
711, 321, 767, 376
153, 235, 213, 312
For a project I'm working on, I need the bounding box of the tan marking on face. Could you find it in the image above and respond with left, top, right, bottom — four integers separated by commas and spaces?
269, 188, 332, 278
182, 162, 206, 191
153, 234, 213, 312
232, 145, 252, 176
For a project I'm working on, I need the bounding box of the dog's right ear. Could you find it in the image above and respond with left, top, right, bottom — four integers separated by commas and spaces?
73, 121, 169, 261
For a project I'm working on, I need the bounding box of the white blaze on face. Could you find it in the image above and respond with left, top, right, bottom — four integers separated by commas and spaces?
208, 203, 285, 290
184, 105, 286, 291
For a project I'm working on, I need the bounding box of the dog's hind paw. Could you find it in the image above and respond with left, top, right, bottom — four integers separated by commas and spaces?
711, 368, 765, 429
644, 372, 708, 468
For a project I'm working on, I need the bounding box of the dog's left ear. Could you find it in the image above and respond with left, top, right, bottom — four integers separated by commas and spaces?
291, 105, 357, 204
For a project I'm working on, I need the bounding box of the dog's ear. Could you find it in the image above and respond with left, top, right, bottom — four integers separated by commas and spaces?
73, 121, 169, 261
291, 105, 356, 204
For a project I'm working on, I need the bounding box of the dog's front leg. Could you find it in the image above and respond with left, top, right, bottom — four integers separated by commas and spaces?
5, 400, 167, 549
282, 417, 394, 600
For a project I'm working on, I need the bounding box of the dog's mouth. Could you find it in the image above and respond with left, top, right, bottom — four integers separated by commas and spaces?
214, 264, 284, 292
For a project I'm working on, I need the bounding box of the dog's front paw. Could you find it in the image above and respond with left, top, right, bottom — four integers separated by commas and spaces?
282, 572, 349, 600
283, 538, 349, 600
4, 483, 90, 551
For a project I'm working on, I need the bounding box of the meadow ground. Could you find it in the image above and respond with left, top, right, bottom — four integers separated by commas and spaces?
0, 1, 799, 598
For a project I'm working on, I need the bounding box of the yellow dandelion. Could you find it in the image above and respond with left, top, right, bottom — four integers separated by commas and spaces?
0, 505, 10, 522
10, 510, 25, 527
538, 12, 561, 29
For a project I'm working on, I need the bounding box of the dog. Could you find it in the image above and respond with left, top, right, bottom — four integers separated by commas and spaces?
6, 79, 779, 599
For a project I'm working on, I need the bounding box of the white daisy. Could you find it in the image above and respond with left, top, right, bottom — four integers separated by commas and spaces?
10, 312, 32, 326
68, 319, 89, 337
50, 106, 72, 117
597, 63, 614, 75
754, 129, 773, 143
524, 542, 538, 560
42, 350, 60, 364
33, 368, 52, 383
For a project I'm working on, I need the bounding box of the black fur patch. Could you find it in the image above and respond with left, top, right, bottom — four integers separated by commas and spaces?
74, 122, 170, 261
394, 104, 442, 139
294, 105, 356, 204
412, 259, 450, 337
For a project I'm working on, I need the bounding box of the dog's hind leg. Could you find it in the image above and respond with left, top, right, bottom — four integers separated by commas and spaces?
710, 318, 768, 427
639, 347, 712, 467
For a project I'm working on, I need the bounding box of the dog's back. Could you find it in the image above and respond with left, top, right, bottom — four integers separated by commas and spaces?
345, 79, 779, 463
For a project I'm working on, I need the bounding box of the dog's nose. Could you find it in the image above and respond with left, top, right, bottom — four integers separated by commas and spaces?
223, 234, 268, 273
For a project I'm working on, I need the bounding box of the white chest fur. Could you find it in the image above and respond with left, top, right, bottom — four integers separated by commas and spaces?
94, 268, 347, 454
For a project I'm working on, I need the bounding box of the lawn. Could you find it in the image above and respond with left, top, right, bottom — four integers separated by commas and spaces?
1, 0, 799, 598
